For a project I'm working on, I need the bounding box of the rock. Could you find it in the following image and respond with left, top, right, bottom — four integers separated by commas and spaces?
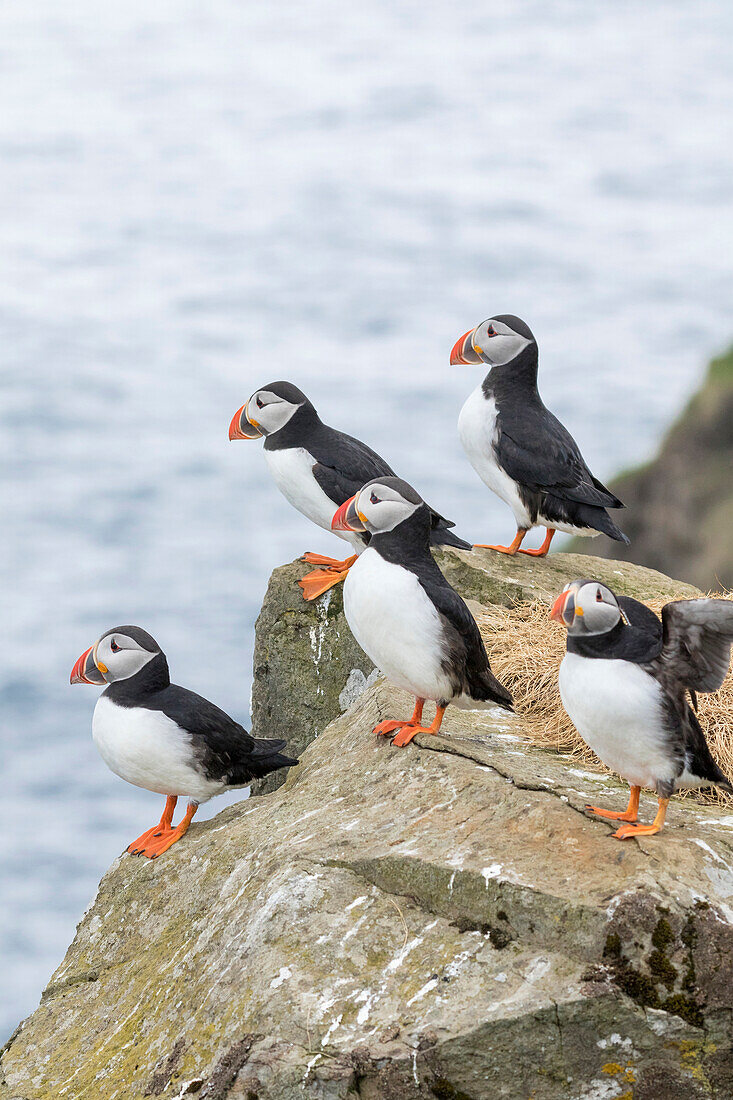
572, 345, 733, 592
3, 552, 730, 1100
252, 549, 698, 791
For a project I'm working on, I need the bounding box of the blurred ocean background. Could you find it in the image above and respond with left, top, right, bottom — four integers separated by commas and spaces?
1, 0, 732, 1038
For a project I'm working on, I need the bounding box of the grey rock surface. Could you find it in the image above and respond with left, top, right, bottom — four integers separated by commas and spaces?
2, 552, 729, 1100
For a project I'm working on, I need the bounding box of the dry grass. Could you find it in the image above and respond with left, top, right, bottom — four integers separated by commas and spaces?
475, 594, 733, 806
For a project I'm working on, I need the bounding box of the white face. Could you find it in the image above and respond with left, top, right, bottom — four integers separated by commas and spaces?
471, 318, 532, 366
560, 580, 622, 635
94, 631, 158, 683
246, 389, 302, 436
354, 480, 422, 534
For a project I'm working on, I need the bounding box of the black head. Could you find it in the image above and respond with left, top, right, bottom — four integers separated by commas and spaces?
550, 580, 624, 636
450, 314, 537, 367
229, 381, 316, 440
331, 476, 427, 537
70, 625, 169, 688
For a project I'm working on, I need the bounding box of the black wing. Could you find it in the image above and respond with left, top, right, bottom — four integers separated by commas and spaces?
497, 406, 623, 509
153, 685, 296, 785
311, 425, 467, 542
418, 566, 513, 709
661, 599, 733, 693
311, 429, 397, 506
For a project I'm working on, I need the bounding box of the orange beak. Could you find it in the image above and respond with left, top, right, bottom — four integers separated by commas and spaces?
228, 403, 263, 440
450, 328, 483, 365
331, 495, 366, 533
550, 589, 574, 627
70, 645, 106, 685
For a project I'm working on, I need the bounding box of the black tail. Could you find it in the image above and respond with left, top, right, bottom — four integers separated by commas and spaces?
429, 512, 472, 551
574, 503, 630, 545
249, 736, 299, 779
469, 668, 514, 713
685, 707, 731, 791
431, 527, 472, 550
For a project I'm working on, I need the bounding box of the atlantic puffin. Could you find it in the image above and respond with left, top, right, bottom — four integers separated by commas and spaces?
450, 315, 628, 556
229, 382, 470, 600
70, 626, 297, 857
551, 581, 733, 839
331, 476, 513, 746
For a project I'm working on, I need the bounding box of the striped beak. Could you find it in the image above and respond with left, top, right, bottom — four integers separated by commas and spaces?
331, 494, 366, 533
550, 589, 576, 628
228, 402, 264, 440
70, 645, 106, 686
450, 328, 483, 365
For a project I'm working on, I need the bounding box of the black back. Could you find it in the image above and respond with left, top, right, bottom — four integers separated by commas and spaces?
482, 339, 626, 539
371, 507, 513, 709
262, 384, 469, 549
105, 664, 296, 787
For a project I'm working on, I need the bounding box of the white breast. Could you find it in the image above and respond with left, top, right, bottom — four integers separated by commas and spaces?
92, 695, 223, 802
558, 653, 677, 790
343, 548, 457, 703
458, 385, 532, 529
264, 446, 362, 550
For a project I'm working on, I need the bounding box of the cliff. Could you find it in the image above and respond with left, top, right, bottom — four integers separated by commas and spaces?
2, 550, 732, 1100
573, 346, 733, 592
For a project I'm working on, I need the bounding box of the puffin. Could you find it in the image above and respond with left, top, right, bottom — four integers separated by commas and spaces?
551, 580, 733, 839
450, 315, 629, 556
331, 475, 513, 745
229, 381, 470, 600
70, 626, 297, 857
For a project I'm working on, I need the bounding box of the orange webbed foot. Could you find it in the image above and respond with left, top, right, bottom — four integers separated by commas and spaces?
586, 786, 640, 824
301, 553, 357, 571
129, 825, 178, 858
517, 529, 555, 558
586, 805, 639, 822
473, 543, 520, 555
612, 822, 662, 841
298, 568, 349, 601
374, 719, 412, 737
390, 704, 447, 748
611, 797, 668, 841
473, 530, 527, 556
128, 801, 197, 859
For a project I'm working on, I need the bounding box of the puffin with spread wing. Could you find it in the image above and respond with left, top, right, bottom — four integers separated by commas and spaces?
551, 581, 732, 839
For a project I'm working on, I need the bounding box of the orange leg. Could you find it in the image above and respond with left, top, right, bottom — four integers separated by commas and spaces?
473, 529, 527, 555
298, 567, 351, 601
127, 795, 177, 853
586, 786, 640, 823
392, 704, 447, 748
374, 698, 425, 738
518, 528, 556, 557
301, 553, 357, 571
129, 801, 198, 859
612, 797, 669, 841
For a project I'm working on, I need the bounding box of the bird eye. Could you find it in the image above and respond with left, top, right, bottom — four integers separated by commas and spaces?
370, 492, 380, 505
110, 639, 120, 652
256, 396, 264, 409
487, 324, 496, 337
596, 589, 603, 602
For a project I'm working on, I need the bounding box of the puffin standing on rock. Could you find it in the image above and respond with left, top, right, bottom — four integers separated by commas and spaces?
551, 581, 733, 839
331, 476, 513, 746
71, 626, 297, 857
451, 315, 629, 556
229, 382, 469, 600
